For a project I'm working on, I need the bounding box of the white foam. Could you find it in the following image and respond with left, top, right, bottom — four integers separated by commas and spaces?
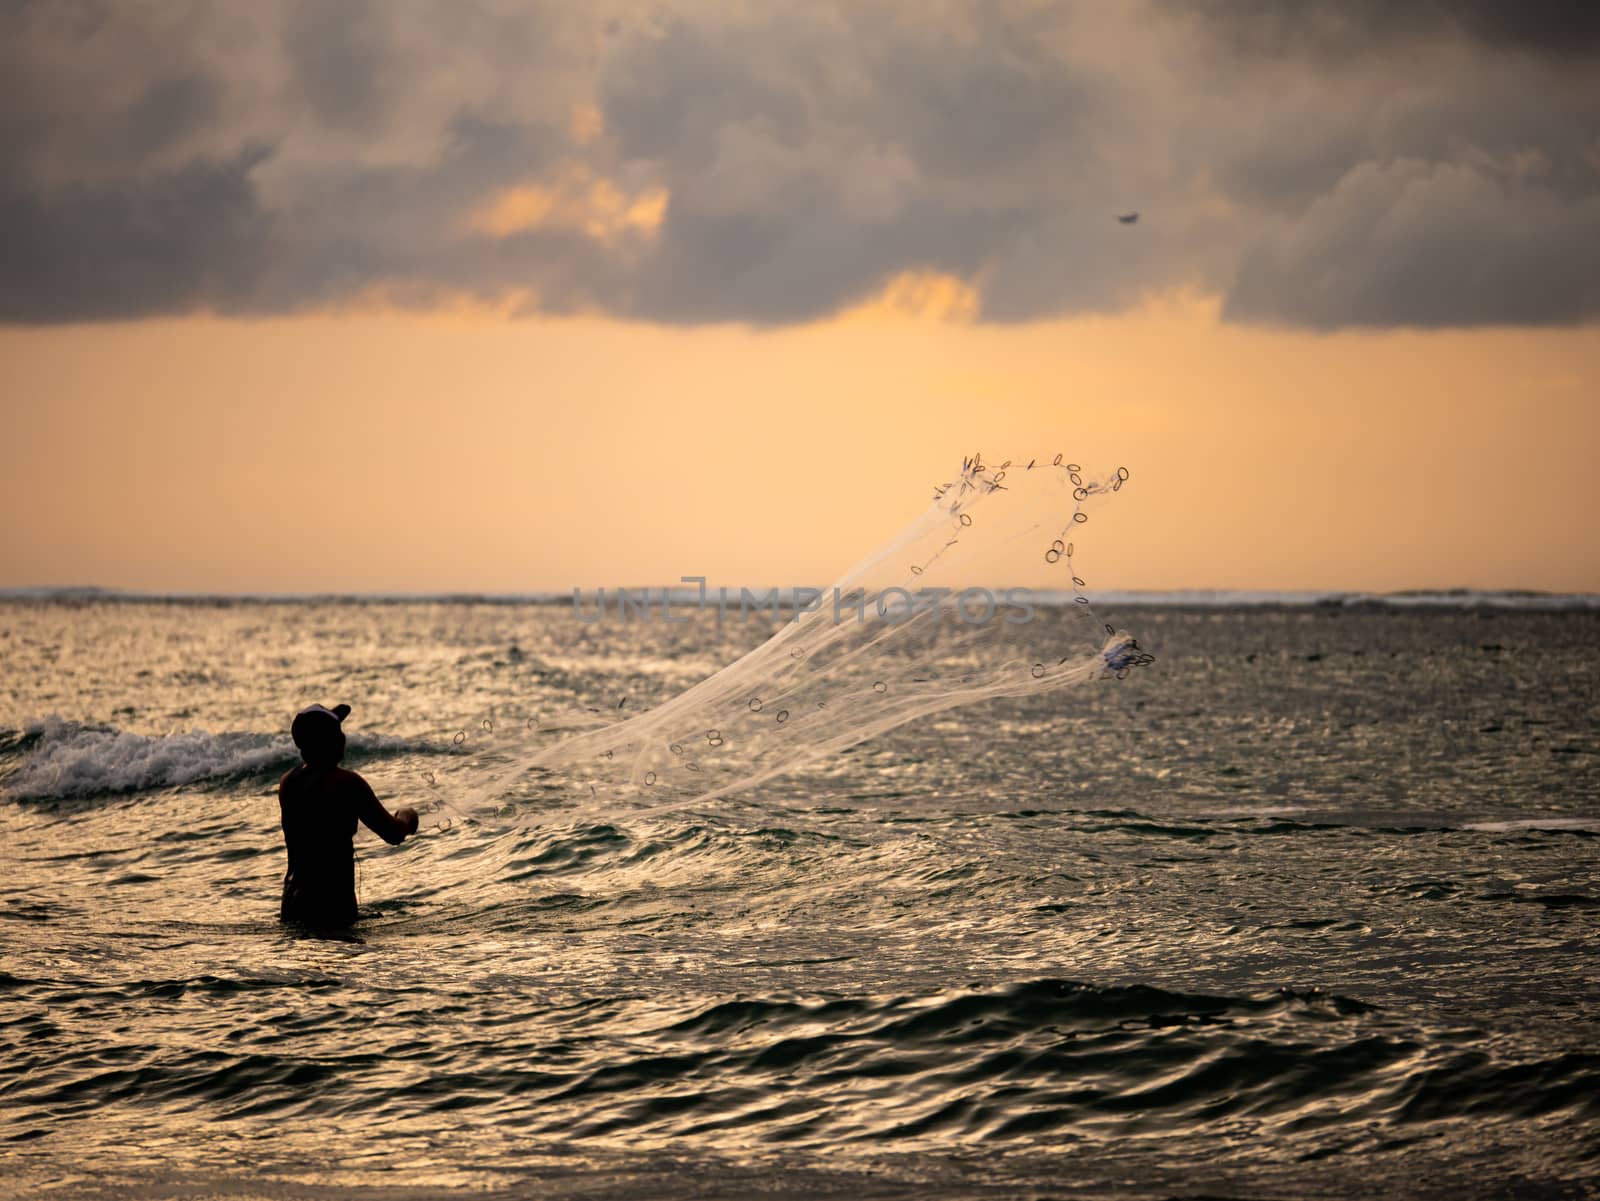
1460, 817, 1600, 833
1201, 805, 1310, 819
5, 716, 416, 802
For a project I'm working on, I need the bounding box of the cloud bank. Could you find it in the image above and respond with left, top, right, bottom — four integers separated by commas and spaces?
2, 0, 1597, 328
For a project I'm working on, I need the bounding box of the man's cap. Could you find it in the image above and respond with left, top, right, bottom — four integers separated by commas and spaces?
291, 703, 351, 749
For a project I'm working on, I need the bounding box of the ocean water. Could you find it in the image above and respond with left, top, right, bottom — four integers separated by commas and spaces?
2, 597, 1598, 1199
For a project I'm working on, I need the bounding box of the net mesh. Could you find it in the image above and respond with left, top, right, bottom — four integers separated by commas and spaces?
434, 453, 1150, 821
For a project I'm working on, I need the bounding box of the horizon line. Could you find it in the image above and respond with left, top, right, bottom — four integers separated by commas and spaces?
3, 585, 1596, 611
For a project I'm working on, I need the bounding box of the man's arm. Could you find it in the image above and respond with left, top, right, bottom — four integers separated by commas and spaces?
348, 772, 420, 845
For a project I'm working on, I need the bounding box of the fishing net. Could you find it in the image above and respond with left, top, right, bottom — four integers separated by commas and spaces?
432, 453, 1149, 822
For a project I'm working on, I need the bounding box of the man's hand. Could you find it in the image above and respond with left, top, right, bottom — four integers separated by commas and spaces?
396, 807, 420, 837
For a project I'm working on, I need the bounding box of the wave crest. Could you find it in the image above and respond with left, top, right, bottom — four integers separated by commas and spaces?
2, 716, 420, 802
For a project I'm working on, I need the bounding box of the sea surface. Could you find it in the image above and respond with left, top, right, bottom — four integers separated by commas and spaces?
2, 596, 1598, 1199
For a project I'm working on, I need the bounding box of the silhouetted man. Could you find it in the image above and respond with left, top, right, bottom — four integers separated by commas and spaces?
279, 703, 418, 926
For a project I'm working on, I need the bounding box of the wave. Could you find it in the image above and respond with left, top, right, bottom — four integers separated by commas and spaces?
1461, 817, 1600, 834
9, 975, 1592, 1155
454, 979, 1597, 1148
1, 716, 424, 802
0, 586, 576, 605
1082, 589, 1600, 610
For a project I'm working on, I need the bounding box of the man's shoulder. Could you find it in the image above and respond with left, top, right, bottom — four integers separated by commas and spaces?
329, 766, 374, 794
280, 764, 368, 793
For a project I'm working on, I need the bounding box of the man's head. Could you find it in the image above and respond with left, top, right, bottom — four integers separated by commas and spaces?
291, 703, 350, 767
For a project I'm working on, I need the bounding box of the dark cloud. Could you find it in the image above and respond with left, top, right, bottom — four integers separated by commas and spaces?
0, 151, 271, 323
595, 5, 1117, 324
0, 0, 1596, 329
1225, 159, 1600, 328
281, 1, 398, 134
1181, 0, 1600, 63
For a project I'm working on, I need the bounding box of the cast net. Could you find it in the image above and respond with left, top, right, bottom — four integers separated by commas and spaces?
437, 453, 1150, 821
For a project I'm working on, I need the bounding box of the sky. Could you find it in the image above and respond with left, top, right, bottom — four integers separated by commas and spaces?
2, 0, 1597, 593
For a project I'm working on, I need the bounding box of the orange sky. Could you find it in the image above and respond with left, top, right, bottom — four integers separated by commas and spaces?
6, 4, 1597, 597
5, 290, 1597, 594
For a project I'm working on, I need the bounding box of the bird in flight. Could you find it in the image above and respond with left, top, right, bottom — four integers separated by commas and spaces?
1117, 212, 1139, 224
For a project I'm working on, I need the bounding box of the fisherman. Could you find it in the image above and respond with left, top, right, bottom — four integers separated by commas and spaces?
278, 703, 418, 925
